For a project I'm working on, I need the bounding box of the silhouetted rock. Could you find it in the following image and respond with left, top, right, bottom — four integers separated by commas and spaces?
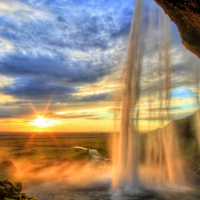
0, 160, 17, 174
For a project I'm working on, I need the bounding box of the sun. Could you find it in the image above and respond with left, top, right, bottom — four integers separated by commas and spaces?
30, 115, 58, 128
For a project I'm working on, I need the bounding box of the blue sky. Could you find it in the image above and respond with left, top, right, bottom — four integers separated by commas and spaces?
0, 0, 133, 97
0, 0, 199, 132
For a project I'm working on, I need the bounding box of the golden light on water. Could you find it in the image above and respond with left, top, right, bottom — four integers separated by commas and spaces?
30, 115, 59, 128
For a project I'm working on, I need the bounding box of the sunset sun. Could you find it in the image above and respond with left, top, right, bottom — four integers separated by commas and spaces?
30, 115, 58, 128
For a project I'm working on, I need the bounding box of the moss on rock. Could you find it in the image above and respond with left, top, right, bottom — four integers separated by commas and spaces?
0, 179, 38, 200
155, 0, 200, 58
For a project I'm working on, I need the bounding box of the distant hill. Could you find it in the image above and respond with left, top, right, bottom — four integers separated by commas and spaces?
140, 110, 200, 174
175, 110, 200, 174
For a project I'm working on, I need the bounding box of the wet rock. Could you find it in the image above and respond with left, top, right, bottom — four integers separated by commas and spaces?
21, 192, 27, 199
0, 179, 38, 200
0, 179, 14, 199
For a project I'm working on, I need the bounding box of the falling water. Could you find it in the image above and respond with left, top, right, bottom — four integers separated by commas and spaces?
140, 0, 186, 188
194, 58, 200, 151
112, 0, 144, 194
140, 122, 186, 188
112, 0, 187, 195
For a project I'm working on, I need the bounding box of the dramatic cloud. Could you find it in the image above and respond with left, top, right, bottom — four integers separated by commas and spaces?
1, 77, 76, 99
0, 0, 199, 131
0, 53, 114, 82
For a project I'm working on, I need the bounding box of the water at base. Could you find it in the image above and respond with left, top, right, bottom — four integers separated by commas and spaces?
112, 0, 190, 196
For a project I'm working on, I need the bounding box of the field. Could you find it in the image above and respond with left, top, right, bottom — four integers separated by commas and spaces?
0, 132, 111, 181
1, 115, 200, 200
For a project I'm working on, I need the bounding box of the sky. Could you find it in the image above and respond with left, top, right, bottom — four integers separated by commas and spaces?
0, 0, 199, 133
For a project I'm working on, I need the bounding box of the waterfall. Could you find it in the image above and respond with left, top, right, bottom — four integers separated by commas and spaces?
112, 0, 144, 194
112, 0, 188, 195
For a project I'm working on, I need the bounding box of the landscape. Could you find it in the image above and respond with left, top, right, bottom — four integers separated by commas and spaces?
0, 0, 200, 199
1, 112, 200, 200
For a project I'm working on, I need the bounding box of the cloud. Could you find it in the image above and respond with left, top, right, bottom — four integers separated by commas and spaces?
46, 111, 99, 120
0, 0, 134, 112
75, 92, 111, 102
0, 0, 133, 54
0, 52, 114, 84
0, 74, 113, 108
0, 76, 77, 100
0, 0, 199, 126
0, 106, 32, 119
0, 0, 53, 24
41, 6, 133, 51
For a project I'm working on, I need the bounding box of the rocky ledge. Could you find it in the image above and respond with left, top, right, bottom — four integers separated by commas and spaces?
155, 0, 200, 58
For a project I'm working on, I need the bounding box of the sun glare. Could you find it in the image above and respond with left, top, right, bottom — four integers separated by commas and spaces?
30, 115, 58, 128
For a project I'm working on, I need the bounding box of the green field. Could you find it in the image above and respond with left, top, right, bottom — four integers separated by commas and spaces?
0, 132, 111, 180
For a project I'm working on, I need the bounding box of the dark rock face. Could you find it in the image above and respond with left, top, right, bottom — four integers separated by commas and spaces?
155, 0, 200, 58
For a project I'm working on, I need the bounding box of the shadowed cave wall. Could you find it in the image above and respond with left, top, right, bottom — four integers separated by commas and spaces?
155, 0, 200, 58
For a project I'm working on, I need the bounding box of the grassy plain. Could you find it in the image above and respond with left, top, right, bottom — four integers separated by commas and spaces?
0, 132, 111, 179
